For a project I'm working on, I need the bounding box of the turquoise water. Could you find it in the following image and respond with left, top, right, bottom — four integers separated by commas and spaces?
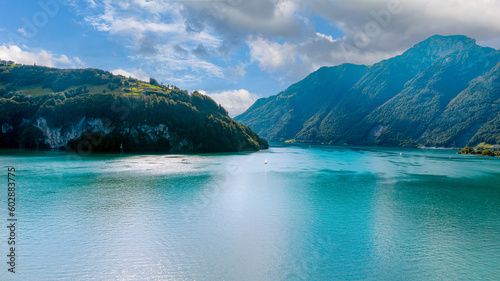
1, 144, 500, 280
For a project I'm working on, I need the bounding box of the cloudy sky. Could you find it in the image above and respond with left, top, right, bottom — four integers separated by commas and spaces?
1, 0, 500, 116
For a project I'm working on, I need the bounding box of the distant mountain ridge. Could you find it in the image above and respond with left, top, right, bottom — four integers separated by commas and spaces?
236, 35, 500, 147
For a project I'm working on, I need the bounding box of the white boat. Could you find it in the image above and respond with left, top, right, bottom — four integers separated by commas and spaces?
264, 157, 268, 164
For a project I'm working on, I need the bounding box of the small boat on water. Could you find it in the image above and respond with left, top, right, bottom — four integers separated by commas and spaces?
264, 157, 268, 165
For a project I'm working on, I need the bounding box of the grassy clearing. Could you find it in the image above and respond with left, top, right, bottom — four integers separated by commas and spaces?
475, 142, 495, 149
1, 67, 171, 98
18, 85, 53, 97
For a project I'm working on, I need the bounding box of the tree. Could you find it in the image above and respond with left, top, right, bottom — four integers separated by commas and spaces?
459, 146, 475, 154
149, 78, 159, 86
482, 149, 495, 157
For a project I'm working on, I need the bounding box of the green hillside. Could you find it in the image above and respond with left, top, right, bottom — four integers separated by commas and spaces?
236, 35, 500, 148
0, 63, 268, 153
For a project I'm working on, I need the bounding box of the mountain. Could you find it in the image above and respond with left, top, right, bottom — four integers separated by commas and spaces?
236, 35, 500, 147
0, 63, 268, 153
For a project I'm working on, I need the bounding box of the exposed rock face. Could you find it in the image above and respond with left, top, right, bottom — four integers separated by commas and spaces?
32, 116, 191, 152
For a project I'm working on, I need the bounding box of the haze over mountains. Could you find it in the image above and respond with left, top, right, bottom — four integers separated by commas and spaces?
236, 35, 500, 147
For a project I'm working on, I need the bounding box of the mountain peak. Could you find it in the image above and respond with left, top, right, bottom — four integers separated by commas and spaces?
237, 35, 500, 147
390, 34, 495, 71
425, 34, 476, 44
402, 35, 479, 60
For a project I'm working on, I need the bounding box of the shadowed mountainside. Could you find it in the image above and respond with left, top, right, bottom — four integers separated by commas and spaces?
236, 35, 500, 147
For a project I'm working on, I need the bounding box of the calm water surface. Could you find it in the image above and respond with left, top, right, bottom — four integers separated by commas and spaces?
1, 144, 499, 280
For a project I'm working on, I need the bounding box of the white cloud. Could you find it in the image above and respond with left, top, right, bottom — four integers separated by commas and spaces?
307, 0, 500, 52
69, 0, 500, 87
242, 0, 500, 80
76, 0, 225, 87
249, 38, 295, 72
73, 56, 84, 65
201, 89, 260, 117
0, 45, 84, 68
135, 46, 224, 87
181, 0, 305, 41
85, 0, 96, 7
17, 28, 27, 37
111, 68, 150, 82
247, 33, 400, 81
316, 32, 336, 43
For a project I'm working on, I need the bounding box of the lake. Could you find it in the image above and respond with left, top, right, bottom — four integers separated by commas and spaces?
1, 144, 499, 280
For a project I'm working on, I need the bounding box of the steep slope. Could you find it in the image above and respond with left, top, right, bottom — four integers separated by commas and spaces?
236, 35, 500, 147
236, 63, 368, 141
0, 64, 268, 153
357, 36, 500, 146
423, 60, 500, 146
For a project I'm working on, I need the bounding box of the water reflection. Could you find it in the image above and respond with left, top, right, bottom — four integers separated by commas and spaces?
1, 146, 499, 280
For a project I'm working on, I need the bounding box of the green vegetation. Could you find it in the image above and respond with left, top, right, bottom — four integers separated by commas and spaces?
458, 145, 499, 157
0, 63, 268, 153
475, 142, 497, 150
236, 35, 500, 148
458, 146, 475, 155
482, 149, 495, 156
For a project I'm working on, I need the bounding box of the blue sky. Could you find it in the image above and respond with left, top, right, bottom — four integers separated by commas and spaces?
1, 0, 500, 116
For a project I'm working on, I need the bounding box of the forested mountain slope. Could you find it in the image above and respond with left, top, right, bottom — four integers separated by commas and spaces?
0, 63, 268, 153
236, 35, 500, 147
